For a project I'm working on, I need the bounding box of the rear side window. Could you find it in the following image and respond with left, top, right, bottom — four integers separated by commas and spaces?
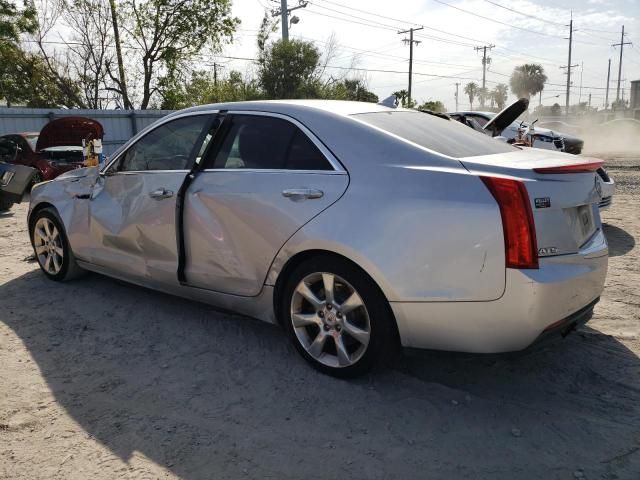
353, 111, 516, 158
211, 115, 332, 170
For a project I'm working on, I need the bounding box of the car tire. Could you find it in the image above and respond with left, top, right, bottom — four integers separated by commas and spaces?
281, 256, 397, 378
29, 207, 85, 281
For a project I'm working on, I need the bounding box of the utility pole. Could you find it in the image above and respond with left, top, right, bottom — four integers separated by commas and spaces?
474, 44, 494, 108
455, 82, 460, 111
560, 18, 577, 116
579, 61, 584, 103
605, 58, 611, 109
612, 25, 632, 103
271, 0, 308, 41
398, 27, 423, 107
213, 63, 219, 87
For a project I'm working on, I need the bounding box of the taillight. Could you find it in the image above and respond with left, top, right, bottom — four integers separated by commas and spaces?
533, 161, 603, 174
481, 177, 538, 269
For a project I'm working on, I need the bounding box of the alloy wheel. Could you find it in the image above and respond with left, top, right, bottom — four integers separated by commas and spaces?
290, 272, 371, 368
33, 217, 64, 275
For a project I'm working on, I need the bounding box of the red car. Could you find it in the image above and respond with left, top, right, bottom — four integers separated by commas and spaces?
0, 117, 104, 185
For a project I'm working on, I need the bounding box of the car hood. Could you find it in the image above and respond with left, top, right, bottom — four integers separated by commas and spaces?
36, 117, 104, 152
483, 98, 529, 137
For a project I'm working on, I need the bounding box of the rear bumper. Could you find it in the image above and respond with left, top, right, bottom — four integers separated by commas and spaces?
391, 229, 608, 353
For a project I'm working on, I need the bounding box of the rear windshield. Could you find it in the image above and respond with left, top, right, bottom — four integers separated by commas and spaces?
352, 111, 517, 158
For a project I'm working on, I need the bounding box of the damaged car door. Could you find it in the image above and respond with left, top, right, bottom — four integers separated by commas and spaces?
88, 113, 213, 285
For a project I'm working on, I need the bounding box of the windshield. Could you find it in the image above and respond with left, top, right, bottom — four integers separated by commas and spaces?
353, 111, 517, 158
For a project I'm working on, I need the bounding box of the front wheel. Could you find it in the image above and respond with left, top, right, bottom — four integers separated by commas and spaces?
29, 208, 85, 281
282, 257, 397, 378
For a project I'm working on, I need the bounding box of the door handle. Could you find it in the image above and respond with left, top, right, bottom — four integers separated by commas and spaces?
149, 188, 174, 199
282, 188, 324, 200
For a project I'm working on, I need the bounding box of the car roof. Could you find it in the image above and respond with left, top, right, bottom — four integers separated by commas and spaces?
179, 99, 399, 117
448, 111, 494, 117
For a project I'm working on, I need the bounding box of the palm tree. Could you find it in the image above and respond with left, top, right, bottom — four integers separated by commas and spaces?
392, 90, 408, 107
477, 87, 489, 109
491, 84, 509, 110
464, 82, 478, 110
509, 64, 547, 99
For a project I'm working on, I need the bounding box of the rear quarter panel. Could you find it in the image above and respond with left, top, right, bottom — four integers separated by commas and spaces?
265, 117, 506, 302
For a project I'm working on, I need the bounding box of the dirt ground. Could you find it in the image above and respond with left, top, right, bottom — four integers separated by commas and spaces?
1, 154, 639, 480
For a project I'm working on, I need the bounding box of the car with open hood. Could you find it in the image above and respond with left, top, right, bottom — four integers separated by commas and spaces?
0, 117, 104, 185
0, 161, 36, 211
28, 100, 608, 377
448, 99, 614, 210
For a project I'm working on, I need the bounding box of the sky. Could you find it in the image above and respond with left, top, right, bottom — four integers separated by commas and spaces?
211, 0, 640, 111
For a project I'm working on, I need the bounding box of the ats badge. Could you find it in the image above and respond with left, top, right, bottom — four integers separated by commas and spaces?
535, 197, 551, 209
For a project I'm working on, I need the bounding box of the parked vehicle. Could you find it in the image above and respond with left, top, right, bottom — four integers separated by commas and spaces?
28, 100, 608, 377
0, 117, 104, 186
0, 161, 36, 211
448, 99, 585, 154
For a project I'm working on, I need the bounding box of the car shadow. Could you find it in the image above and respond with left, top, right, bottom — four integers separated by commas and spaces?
2, 270, 640, 479
603, 223, 636, 257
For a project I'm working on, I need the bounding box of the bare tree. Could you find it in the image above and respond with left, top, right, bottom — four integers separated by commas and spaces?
63, 0, 116, 108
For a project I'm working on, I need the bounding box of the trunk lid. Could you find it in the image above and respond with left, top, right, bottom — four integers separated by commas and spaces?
36, 117, 104, 152
461, 149, 604, 257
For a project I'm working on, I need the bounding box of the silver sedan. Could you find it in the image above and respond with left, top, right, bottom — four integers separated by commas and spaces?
28, 100, 608, 377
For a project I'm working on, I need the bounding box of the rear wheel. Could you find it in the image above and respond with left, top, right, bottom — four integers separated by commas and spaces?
282, 257, 396, 377
29, 208, 85, 281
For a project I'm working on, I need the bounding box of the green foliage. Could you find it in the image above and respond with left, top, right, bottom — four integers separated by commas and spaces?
510, 63, 547, 99
0, 44, 83, 107
122, 0, 239, 108
0, 0, 37, 43
325, 79, 378, 102
159, 70, 262, 109
464, 82, 478, 110
392, 90, 416, 108
417, 100, 445, 112
491, 83, 508, 110
258, 39, 321, 99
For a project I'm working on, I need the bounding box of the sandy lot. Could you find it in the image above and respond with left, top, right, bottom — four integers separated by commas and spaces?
1, 155, 639, 479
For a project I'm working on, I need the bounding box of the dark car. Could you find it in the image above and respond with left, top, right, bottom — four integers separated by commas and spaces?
0, 161, 36, 211
0, 117, 104, 185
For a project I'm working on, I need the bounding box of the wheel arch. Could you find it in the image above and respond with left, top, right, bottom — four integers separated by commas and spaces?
272, 249, 401, 347
28, 201, 58, 231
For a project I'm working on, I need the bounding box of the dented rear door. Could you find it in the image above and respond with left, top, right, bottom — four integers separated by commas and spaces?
87, 113, 214, 285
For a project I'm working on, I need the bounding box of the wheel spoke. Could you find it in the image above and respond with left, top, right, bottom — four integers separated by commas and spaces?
35, 245, 47, 254
335, 335, 351, 366
342, 321, 370, 346
50, 227, 59, 241
291, 312, 319, 328
52, 253, 61, 272
307, 331, 327, 357
295, 282, 324, 310
54, 246, 64, 257
43, 220, 52, 237
34, 227, 46, 243
339, 291, 364, 315
44, 255, 52, 273
322, 273, 335, 304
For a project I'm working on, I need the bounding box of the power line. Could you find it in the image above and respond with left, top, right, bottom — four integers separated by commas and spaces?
481, 0, 565, 28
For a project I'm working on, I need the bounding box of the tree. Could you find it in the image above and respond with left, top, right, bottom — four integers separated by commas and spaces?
326, 79, 377, 102
159, 69, 262, 109
258, 39, 320, 99
491, 83, 508, 110
121, 0, 239, 109
63, 0, 117, 109
510, 63, 547, 99
464, 82, 478, 110
550, 102, 562, 116
477, 87, 489, 110
107, 0, 131, 109
392, 89, 416, 108
418, 100, 445, 112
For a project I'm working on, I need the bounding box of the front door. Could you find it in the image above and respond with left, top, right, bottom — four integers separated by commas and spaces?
88, 113, 214, 285
183, 112, 349, 296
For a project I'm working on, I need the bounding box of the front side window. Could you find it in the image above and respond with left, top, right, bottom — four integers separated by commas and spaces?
117, 115, 210, 172
353, 111, 516, 158
211, 115, 332, 171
